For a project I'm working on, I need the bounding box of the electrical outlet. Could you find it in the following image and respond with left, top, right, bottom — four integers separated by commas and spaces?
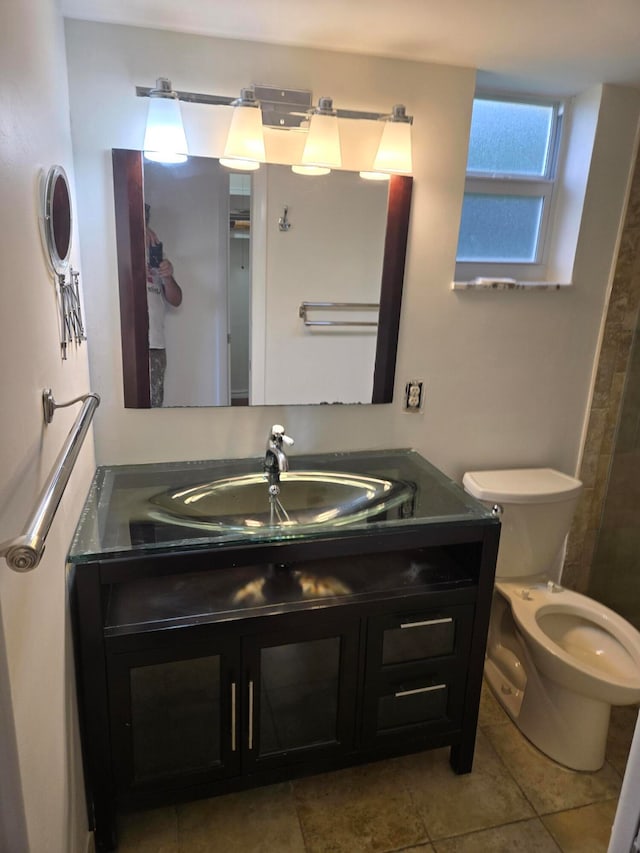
404, 380, 423, 412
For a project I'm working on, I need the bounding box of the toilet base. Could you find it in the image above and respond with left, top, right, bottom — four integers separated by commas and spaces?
518, 667, 611, 771
485, 651, 612, 771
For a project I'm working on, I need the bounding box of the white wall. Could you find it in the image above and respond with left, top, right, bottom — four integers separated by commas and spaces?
64, 21, 470, 460
65, 21, 639, 493
0, 1, 94, 851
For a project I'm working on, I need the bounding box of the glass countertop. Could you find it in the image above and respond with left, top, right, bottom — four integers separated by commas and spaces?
68, 449, 496, 564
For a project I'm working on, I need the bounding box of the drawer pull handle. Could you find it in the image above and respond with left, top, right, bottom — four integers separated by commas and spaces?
248, 679, 254, 751
395, 683, 447, 698
400, 617, 453, 629
231, 681, 237, 752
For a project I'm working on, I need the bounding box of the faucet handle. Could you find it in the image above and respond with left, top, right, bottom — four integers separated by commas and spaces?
271, 424, 294, 446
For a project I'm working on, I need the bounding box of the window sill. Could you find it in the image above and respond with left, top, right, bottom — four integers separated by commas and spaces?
451, 279, 573, 291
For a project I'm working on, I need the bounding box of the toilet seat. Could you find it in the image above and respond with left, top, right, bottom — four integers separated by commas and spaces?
498, 580, 640, 705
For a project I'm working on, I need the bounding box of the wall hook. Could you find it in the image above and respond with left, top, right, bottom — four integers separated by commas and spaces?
278, 206, 292, 232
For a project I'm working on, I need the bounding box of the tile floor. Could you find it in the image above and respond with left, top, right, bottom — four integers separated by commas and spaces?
115, 684, 638, 853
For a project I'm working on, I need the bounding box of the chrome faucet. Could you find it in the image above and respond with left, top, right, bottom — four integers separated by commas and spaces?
264, 424, 295, 486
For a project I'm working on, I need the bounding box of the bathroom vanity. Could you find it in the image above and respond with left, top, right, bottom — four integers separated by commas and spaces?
68, 450, 500, 851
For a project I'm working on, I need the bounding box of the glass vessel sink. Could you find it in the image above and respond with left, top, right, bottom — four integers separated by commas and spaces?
147, 470, 414, 532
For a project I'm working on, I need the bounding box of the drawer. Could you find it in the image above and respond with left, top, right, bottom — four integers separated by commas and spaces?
377, 678, 449, 731
367, 604, 474, 673
360, 665, 466, 744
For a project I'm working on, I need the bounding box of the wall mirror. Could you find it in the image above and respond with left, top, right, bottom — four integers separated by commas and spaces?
112, 149, 412, 408
41, 165, 72, 275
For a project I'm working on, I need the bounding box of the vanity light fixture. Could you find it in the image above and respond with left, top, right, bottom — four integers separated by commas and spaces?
219, 88, 266, 172
142, 78, 188, 164
293, 97, 342, 176
136, 83, 412, 177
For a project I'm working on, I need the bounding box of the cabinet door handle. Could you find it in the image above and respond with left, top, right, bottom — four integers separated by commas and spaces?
231, 681, 237, 752
248, 679, 254, 751
400, 617, 453, 629
395, 683, 447, 698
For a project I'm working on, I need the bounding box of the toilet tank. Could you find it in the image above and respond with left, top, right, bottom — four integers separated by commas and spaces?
462, 468, 582, 579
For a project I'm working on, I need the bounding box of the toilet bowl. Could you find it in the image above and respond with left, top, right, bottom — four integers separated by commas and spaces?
464, 467, 640, 771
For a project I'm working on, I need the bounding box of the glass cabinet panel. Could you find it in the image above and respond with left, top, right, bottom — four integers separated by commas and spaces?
258, 637, 340, 756
130, 655, 221, 781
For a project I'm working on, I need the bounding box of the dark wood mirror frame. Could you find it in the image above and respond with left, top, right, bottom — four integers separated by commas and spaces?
112, 149, 412, 408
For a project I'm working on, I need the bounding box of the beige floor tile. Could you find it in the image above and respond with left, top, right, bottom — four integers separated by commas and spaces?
177, 782, 305, 852
394, 730, 534, 840
399, 846, 435, 852
542, 799, 618, 853
113, 713, 629, 852
477, 681, 510, 729
483, 721, 622, 815
606, 705, 638, 776
293, 760, 429, 853
116, 805, 179, 853
432, 818, 560, 852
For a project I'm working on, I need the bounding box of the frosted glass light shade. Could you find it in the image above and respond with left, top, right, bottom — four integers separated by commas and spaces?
219, 157, 260, 171
373, 119, 412, 174
292, 165, 331, 176
359, 171, 390, 181
143, 96, 188, 164
301, 113, 342, 170
221, 105, 266, 170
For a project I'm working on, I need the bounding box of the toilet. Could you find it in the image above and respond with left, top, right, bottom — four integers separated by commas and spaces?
463, 467, 640, 771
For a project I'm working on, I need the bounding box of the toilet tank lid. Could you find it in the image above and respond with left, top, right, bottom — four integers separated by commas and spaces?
462, 468, 582, 503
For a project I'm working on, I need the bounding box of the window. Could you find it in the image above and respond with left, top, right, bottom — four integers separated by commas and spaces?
455, 94, 565, 283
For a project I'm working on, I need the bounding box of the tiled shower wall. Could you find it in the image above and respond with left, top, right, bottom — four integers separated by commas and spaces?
563, 138, 640, 620
588, 325, 640, 628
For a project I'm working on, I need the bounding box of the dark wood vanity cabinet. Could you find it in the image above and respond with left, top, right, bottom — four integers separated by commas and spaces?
72, 524, 499, 852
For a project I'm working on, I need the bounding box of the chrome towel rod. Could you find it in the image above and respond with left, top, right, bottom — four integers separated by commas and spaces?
299, 301, 379, 327
0, 389, 100, 572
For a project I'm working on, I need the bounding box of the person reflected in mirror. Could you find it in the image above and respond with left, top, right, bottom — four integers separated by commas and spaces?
145, 203, 183, 407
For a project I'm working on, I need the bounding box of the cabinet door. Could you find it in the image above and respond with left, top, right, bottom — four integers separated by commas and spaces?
107, 638, 241, 794
242, 618, 359, 771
